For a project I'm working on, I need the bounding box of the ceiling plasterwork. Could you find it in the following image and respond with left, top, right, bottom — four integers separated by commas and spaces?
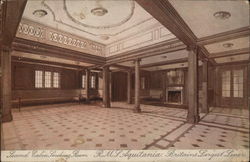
63, 0, 135, 29
22, 0, 161, 44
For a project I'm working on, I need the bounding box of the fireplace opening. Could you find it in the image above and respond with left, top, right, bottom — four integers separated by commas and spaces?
168, 91, 181, 104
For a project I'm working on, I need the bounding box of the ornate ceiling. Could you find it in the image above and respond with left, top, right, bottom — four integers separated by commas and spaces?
22, 0, 163, 44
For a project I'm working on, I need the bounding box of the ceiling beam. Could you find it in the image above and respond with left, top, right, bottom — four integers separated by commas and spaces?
141, 58, 187, 68
135, 0, 196, 46
197, 27, 250, 45
209, 48, 250, 59
12, 37, 106, 65
106, 39, 186, 65
1, 0, 27, 46
12, 56, 86, 70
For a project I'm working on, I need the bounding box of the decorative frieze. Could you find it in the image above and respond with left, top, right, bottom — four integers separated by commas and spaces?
18, 23, 45, 38
16, 19, 104, 56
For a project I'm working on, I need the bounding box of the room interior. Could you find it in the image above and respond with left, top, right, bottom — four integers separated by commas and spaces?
0, 0, 249, 151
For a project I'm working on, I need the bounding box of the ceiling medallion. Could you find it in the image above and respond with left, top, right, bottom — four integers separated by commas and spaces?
91, 7, 108, 16
223, 43, 234, 48
33, 9, 48, 18
213, 11, 231, 20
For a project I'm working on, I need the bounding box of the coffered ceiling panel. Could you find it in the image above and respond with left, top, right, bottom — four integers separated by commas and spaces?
205, 36, 249, 54
22, 0, 166, 44
214, 54, 249, 64
169, 0, 249, 38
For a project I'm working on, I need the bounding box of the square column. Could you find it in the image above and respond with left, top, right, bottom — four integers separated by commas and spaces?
85, 69, 90, 103
134, 59, 141, 113
201, 60, 209, 113
1, 46, 13, 122
103, 66, 111, 108
187, 46, 200, 123
127, 70, 132, 104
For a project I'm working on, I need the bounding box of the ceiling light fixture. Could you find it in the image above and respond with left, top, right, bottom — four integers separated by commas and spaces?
91, 1, 108, 16
213, 11, 231, 20
33, 9, 48, 18
223, 43, 234, 48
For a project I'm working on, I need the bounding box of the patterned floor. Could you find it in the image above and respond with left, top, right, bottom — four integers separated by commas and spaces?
2, 102, 249, 150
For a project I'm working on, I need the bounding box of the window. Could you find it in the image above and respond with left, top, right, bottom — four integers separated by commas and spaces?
222, 71, 231, 97
90, 75, 96, 89
53, 72, 60, 88
141, 77, 146, 90
44, 71, 52, 88
35, 70, 60, 88
233, 70, 243, 98
82, 75, 85, 88
35, 70, 43, 88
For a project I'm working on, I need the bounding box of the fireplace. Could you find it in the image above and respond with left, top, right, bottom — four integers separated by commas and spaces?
166, 87, 183, 104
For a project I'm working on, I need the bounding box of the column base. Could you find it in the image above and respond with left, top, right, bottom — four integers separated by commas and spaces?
102, 104, 111, 108
187, 114, 200, 124
201, 109, 209, 114
1, 113, 13, 122
133, 107, 141, 113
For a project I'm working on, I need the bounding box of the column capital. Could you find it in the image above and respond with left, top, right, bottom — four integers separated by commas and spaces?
186, 45, 199, 52
133, 58, 141, 64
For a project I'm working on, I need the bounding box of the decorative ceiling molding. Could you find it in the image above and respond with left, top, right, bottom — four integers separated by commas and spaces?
12, 37, 106, 65
197, 27, 250, 45
39, 0, 155, 42
209, 48, 250, 59
106, 38, 186, 65
16, 18, 105, 56
136, 0, 197, 46
63, 0, 135, 29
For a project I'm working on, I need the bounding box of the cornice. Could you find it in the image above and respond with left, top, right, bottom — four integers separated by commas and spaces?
197, 26, 250, 45
12, 37, 106, 65
209, 48, 250, 59
106, 38, 186, 65
12, 56, 85, 70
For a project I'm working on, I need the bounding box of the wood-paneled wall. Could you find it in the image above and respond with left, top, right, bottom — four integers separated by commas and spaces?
11, 61, 101, 107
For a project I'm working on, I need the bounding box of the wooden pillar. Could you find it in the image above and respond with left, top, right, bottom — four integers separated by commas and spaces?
201, 60, 209, 113
248, 63, 250, 109
134, 59, 141, 112
103, 66, 111, 108
162, 71, 167, 102
187, 46, 200, 123
85, 69, 90, 103
1, 46, 13, 122
127, 70, 132, 104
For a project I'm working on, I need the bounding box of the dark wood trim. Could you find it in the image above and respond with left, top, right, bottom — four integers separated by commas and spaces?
209, 48, 250, 59
12, 56, 85, 70
197, 27, 250, 45
2, 0, 27, 46
141, 58, 187, 68
12, 37, 105, 65
106, 39, 186, 65
111, 64, 132, 71
136, 0, 197, 46
215, 60, 250, 66
200, 46, 217, 65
